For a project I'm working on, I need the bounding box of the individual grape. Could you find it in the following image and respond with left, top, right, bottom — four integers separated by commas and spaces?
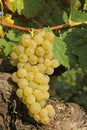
28, 39, 37, 49
46, 67, 54, 75
17, 62, 24, 69
38, 84, 49, 91
28, 81, 38, 90
33, 89, 44, 101
38, 64, 46, 74
34, 72, 45, 84
30, 65, 39, 73
39, 108, 48, 118
46, 105, 55, 117
37, 57, 44, 64
10, 59, 18, 66
16, 68, 27, 78
35, 46, 44, 57
41, 116, 50, 124
38, 100, 46, 107
34, 34, 43, 45
23, 87, 33, 96
43, 75, 50, 84
10, 52, 18, 60
23, 63, 31, 72
15, 45, 25, 55
51, 59, 59, 68
38, 30, 46, 37
42, 91, 50, 100
25, 47, 34, 56
19, 53, 28, 63
18, 78, 28, 89
44, 58, 51, 67
28, 55, 37, 65
26, 94, 36, 104
44, 52, 53, 59
44, 32, 54, 42
29, 102, 41, 114
34, 114, 41, 122
16, 88, 23, 98
42, 40, 52, 50
22, 34, 31, 47
26, 72, 34, 81
11, 72, 19, 83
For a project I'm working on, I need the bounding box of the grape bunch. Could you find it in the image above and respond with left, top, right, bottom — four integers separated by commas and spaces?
10, 30, 59, 124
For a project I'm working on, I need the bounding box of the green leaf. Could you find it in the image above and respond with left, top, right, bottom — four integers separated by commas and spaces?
0, 39, 14, 55
72, 44, 87, 71
22, 0, 42, 18
72, 9, 87, 22
53, 36, 70, 69
6, 30, 22, 42
10, 0, 24, 14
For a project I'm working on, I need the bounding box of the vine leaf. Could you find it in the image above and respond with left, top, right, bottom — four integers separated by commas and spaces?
6, 30, 22, 42
22, 0, 42, 18
72, 44, 87, 71
5, 0, 24, 14
53, 36, 70, 69
0, 39, 14, 55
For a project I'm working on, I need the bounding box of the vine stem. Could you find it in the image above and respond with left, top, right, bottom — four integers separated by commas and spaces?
0, 21, 87, 32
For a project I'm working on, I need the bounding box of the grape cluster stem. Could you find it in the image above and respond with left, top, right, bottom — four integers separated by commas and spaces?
1, 21, 87, 32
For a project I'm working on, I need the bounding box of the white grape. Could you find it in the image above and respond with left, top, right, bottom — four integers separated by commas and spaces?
18, 78, 29, 89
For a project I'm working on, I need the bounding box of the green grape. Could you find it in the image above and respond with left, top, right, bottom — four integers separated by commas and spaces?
28, 55, 38, 65
22, 34, 31, 47
34, 72, 45, 84
31, 65, 39, 73
34, 114, 41, 122
38, 84, 49, 91
34, 34, 43, 45
44, 58, 51, 67
17, 68, 27, 78
29, 102, 41, 114
26, 71, 34, 81
19, 53, 28, 63
17, 62, 24, 69
16, 88, 23, 98
38, 64, 46, 74
26, 94, 36, 104
51, 59, 59, 68
39, 108, 48, 118
33, 89, 44, 101
46, 105, 55, 117
28, 39, 37, 49
23, 63, 32, 72
11, 72, 19, 83
15, 45, 25, 55
42, 40, 52, 50
10, 59, 18, 66
44, 32, 54, 42
18, 78, 29, 89
10, 52, 18, 60
37, 57, 44, 64
25, 47, 34, 56
28, 81, 38, 90
41, 116, 50, 124
23, 87, 33, 96
46, 67, 54, 75
35, 46, 44, 57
